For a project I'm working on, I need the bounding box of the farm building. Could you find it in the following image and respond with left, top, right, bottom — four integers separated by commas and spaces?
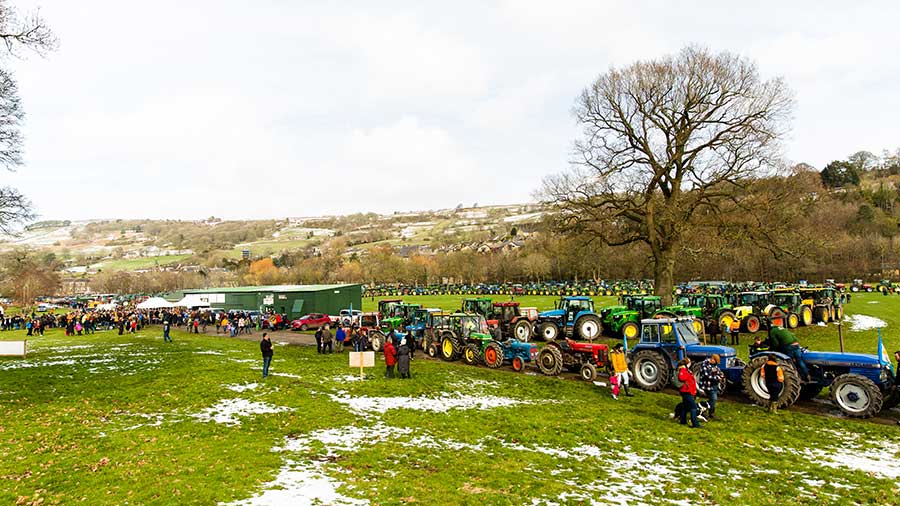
181, 284, 362, 318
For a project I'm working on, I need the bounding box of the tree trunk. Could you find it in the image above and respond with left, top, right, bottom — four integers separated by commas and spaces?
654, 249, 677, 306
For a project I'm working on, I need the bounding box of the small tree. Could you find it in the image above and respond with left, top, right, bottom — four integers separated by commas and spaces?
541, 47, 793, 303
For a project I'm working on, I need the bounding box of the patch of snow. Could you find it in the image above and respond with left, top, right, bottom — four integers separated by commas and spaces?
226, 383, 260, 393
328, 392, 529, 418
333, 374, 363, 382
194, 350, 224, 355
271, 372, 302, 379
221, 461, 367, 506
867, 301, 880, 304
804, 440, 900, 479
844, 314, 887, 331
190, 398, 293, 426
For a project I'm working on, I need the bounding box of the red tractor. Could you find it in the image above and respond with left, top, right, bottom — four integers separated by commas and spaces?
486, 302, 537, 341
536, 339, 610, 381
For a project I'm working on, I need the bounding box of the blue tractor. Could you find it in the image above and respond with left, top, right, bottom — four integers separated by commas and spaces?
481, 338, 538, 372
741, 334, 898, 418
535, 296, 602, 341
629, 318, 745, 392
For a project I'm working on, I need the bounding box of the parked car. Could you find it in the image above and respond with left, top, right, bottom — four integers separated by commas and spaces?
291, 313, 331, 331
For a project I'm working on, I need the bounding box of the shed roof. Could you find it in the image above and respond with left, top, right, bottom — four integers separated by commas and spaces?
183, 284, 360, 294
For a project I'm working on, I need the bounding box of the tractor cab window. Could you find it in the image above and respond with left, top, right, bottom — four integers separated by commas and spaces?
642, 299, 660, 314
678, 296, 692, 307
675, 321, 700, 345
660, 324, 677, 344
641, 324, 659, 343
361, 315, 376, 327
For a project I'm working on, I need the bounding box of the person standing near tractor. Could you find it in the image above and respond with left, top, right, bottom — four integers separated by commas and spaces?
610, 344, 633, 399
397, 338, 411, 379
697, 355, 724, 419
383, 338, 397, 378
760, 356, 784, 412
675, 358, 701, 428
729, 320, 740, 346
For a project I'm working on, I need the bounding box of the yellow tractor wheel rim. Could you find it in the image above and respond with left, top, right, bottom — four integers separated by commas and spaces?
442, 339, 453, 356
465, 348, 474, 361
721, 315, 734, 328
624, 325, 638, 338
693, 320, 703, 333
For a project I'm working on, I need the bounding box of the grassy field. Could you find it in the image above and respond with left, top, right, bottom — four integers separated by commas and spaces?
93, 254, 192, 271
0, 294, 898, 504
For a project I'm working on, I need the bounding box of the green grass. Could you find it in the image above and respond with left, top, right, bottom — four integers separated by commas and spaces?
0, 296, 898, 504
94, 254, 191, 271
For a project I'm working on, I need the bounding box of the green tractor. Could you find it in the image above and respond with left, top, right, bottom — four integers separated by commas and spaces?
432, 313, 493, 363
460, 297, 493, 317
371, 302, 421, 351
730, 291, 771, 333
768, 289, 810, 328
798, 287, 843, 323
680, 294, 738, 334
600, 295, 662, 340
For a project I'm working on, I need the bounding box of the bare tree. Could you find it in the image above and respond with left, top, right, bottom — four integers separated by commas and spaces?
0, 1, 56, 233
541, 46, 793, 303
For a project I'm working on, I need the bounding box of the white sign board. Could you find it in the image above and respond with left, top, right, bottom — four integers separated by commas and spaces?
263, 295, 274, 305
349, 351, 375, 368
0, 340, 26, 357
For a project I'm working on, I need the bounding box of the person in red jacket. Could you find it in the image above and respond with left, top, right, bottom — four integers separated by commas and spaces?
383, 339, 397, 379
676, 358, 701, 428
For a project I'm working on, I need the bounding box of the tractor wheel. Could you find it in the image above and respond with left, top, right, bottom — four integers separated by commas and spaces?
536, 345, 564, 376
538, 322, 560, 341
483, 342, 504, 369
812, 306, 827, 324
580, 363, 597, 382
370, 331, 385, 352
786, 312, 800, 329
630, 350, 670, 392
575, 315, 602, 340
462, 344, 481, 366
798, 384, 824, 401
799, 306, 813, 326
691, 318, 704, 334
742, 355, 801, 409
830, 374, 883, 418
620, 321, 639, 341
440, 335, 459, 361
742, 315, 761, 334
834, 306, 844, 320
512, 320, 532, 342
716, 310, 736, 332
511, 356, 526, 372
768, 308, 786, 328
426, 343, 438, 358
690, 361, 725, 397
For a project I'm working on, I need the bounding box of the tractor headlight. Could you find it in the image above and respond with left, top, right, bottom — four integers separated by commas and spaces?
881, 367, 891, 384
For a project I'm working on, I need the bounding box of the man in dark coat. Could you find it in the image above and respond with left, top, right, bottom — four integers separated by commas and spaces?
260, 332, 273, 378
397, 339, 411, 379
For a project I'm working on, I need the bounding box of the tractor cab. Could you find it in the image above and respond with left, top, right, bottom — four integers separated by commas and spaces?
461, 298, 493, 317
625, 296, 662, 318
771, 291, 801, 309
451, 313, 490, 339
736, 292, 770, 310
377, 299, 403, 319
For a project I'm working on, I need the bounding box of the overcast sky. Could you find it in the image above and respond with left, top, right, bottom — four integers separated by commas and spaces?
5, 0, 900, 221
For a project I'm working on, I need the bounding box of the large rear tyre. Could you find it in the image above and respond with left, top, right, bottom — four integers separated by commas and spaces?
812, 306, 827, 324
512, 320, 532, 342
834, 306, 844, 320
830, 374, 883, 418
483, 342, 504, 369
768, 308, 786, 328
538, 322, 560, 341
717, 310, 736, 332
580, 363, 597, 382
575, 315, 602, 340
440, 335, 460, 361
620, 321, 639, 341
370, 331, 385, 352
799, 306, 813, 326
462, 344, 481, 366
742, 315, 761, 334
630, 350, 670, 392
742, 355, 801, 409
536, 345, 564, 376
786, 312, 800, 329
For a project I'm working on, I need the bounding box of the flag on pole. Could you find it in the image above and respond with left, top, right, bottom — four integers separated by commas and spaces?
877, 329, 893, 373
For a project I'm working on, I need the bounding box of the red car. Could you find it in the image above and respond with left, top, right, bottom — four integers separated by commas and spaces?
291, 313, 331, 331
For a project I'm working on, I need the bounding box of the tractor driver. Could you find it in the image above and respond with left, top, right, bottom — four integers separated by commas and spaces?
767, 324, 810, 381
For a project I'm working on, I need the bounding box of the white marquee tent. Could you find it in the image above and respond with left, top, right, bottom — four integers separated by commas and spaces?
175, 294, 210, 308
137, 297, 175, 309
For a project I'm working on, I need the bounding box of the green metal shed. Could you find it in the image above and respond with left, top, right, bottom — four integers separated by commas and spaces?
181, 284, 362, 319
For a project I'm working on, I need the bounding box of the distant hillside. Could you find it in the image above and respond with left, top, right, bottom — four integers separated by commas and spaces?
0, 204, 545, 275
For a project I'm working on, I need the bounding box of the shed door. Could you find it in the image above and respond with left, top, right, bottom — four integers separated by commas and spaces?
291, 299, 304, 317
